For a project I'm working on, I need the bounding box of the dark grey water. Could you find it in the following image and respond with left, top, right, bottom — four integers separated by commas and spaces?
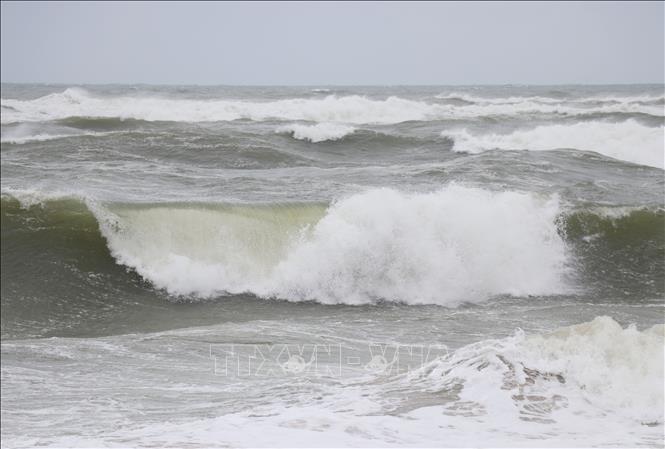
1, 84, 663, 447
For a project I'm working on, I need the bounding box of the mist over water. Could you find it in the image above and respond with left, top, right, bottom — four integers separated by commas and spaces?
1, 84, 664, 447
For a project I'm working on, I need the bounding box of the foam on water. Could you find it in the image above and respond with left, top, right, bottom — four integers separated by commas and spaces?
91, 185, 569, 304
277, 122, 356, 142
4, 317, 659, 447
444, 119, 665, 168
198, 317, 661, 446
406, 316, 664, 423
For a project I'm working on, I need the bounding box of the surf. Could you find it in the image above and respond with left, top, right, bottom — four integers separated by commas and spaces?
3, 87, 663, 125
442, 119, 665, 168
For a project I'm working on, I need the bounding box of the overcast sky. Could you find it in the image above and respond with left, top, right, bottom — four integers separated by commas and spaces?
1, 1, 663, 85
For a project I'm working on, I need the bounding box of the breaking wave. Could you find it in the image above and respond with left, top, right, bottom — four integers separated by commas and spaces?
2, 88, 662, 125
2, 186, 570, 305
435, 92, 665, 107
443, 120, 664, 168
388, 316, 665, 443
0, 122, 111, 144
277, 122, 356, 142
4, 187, 663, 306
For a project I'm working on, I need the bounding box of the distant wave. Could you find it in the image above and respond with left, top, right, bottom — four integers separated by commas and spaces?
54, 116, 152, 130
0, 122, 111, 144
277, 122, 356, 142
1, 132, 83, 144
435, 92, 665, 107
2, 87, 662, 125
442, 120, 664, 169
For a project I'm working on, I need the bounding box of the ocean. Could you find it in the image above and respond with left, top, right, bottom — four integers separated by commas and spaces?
1, 84, 663, 447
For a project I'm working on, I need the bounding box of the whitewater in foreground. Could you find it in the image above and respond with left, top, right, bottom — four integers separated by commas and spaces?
1, 84, 663, 447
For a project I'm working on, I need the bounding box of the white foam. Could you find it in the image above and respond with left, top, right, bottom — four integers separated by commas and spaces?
0, 186, 83, 208
411, 316, 663, 421
1, 89, 439, 124
277, 122, 356, 143
2, 88, 662, 125
524, 316, 664, 423
436, 92, 665, 108
393, 316, 664, 446
433, 92, 664, 116
0, 131, 104, 144
0, 121, 108, 144
2, 133, 75, 144
94, 186, 569, 304
13, 317, 660, 447
444, 120, 665, 168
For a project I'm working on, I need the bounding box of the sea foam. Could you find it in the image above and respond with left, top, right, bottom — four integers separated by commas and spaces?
397, 316, 665, 442
19, 317, 660, 448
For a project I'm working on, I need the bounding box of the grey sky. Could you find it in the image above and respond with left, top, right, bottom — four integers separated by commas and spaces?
1, 1, 663, 85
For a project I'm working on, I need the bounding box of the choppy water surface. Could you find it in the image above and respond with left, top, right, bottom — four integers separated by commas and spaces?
1, 84, 663, 447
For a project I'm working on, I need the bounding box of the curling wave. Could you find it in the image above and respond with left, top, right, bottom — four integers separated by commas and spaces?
4, 188, 663, 305
2, 186, 570, 305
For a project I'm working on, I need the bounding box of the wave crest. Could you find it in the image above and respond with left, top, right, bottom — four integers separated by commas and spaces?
443, 120, 664, 168
2, 88, 662, 125
0, 122, 111, 144
277, 122, 356, 143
